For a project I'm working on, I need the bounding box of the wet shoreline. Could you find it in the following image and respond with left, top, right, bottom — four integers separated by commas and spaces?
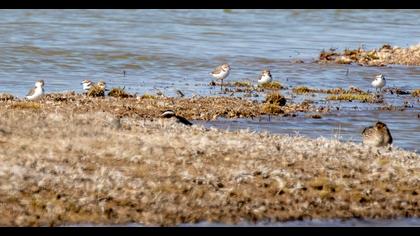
63, 217, 420, 227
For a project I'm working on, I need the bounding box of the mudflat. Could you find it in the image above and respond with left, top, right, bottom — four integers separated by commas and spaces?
0, 96, 419, 226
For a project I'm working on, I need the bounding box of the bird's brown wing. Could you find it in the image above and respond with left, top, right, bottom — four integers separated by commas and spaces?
361, 126, 374, 136
384, 127, 393, 144
26, 87, 36, 96
211, 65, 223, 75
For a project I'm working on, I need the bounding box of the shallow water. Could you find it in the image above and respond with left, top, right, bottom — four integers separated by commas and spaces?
63, 218, 420, 227
0, 9, 419, 150
196, 107, 420, 153
178, 218, 420, 227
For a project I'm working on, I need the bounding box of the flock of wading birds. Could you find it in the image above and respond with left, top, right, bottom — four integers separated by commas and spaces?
20, 63, 392, 148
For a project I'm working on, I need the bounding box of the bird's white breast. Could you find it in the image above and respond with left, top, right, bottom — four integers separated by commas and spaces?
83, 83, 92, 90
372, 78, 385, 88
26, 86, 44, 100
258, 74, 272, 84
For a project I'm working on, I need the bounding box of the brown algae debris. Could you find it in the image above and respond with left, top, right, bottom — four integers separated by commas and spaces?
140, 94, 157, 99
262, 92, 287, 114
291, 85, 378, 103
326, 94, 378, 103
306, 113, 322, 119
292, 86, 369, 96
215, 81, 284, 91
264, 92, 286, 106
258, 81, 283, 90
318, 43, 420, 66
108, 87, 133, 98
232, 81, 253, 87
0, 93, 15, 101
412, 89, 420, 97
261, 103, 284, 114
292, 86, 317, 94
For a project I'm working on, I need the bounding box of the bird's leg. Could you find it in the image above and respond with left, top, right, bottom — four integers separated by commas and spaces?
220, 79, 223, 92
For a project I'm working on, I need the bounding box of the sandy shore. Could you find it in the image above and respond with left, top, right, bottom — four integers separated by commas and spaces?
0, 96, 419, 226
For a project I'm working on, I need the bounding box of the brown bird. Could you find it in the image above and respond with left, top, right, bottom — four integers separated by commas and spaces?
361, 121, 393, 147
161, 110, 192, 126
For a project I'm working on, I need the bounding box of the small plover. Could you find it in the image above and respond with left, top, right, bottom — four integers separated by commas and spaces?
81, 80, 94, 92
161, 110, 192, 126
97, 80, 107, 91
210, 63, 231, 90
258, 69, 273, 85
25, 80, 45, 100
362, 121, 393, 147
371, 74, 386, 92
86, 80, 107, 97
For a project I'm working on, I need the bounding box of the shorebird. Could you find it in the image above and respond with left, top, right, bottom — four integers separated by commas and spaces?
258, 69, 273, 85
97, 80, 107, 91
161, 110, 192, 126
81, 80, 94, 92
86, 80, 107, 97
362, 121, 393, 147
210, 63, 231, 91
25, 80, 45, 100
372, 74, 386, 92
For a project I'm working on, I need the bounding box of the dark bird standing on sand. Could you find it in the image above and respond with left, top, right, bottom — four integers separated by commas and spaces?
161, 110, 192, 126
362, 121, 393, 147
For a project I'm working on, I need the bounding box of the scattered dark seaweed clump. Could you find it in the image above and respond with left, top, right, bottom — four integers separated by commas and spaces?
292, 86, 317, 94
232, 81, 252, 87
258, 81, 283, 90
317, 43, 420, 66
306, 113, 322, 119
292, 86, 369, 95
0, 93, 15, 101
264, 92, 286, 106
412, 89, 420, 97
326, 94, 379, 103
140, 94, 157, 99
383, 88, 411, 95
262, 92, 286, 114
211, 81, 284, 91
319, 50, 339, 61
108, 87, 133, 98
